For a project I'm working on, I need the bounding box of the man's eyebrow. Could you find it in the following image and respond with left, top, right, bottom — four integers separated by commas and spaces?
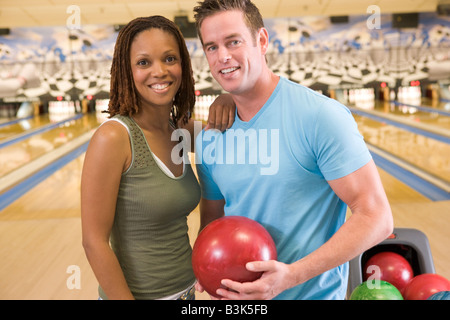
203, 40, 215, 49
224, 33, 242, 40
203, 33, 242, 48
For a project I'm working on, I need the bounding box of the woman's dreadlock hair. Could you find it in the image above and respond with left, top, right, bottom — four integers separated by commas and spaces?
107, 15, 195, 127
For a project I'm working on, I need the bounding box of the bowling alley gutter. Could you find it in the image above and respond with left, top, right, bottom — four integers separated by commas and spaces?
0, 128, 93, 211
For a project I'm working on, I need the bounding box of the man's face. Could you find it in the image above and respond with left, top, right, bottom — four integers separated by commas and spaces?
200, 10, 265, 96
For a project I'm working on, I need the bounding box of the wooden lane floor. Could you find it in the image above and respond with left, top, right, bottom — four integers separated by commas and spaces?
0, 153, 99, 299
0, 114, 55, 142
366, 99, 450, 132
404, 97, 450, 113
0, 113, 103, 178
352, 113, 450, 184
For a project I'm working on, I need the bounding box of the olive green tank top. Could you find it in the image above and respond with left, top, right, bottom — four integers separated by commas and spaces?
99, 115, 200, 299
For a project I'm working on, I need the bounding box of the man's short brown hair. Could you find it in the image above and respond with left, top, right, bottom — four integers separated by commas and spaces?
194, 0, 265, 44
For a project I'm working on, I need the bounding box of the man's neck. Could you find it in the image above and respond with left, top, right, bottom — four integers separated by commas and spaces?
233, 72, 280, 122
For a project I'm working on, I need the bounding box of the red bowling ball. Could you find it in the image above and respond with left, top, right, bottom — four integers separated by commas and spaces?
402, 273, 450, 300
192, 216, 277, 298
363, 251, 414, 292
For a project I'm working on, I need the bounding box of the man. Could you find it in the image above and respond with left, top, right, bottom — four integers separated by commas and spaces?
193, 0, 393, 300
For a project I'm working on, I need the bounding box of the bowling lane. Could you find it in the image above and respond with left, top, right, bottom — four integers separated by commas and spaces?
0, 114, 55, 142
403, 97, 450, 113
0, 113, 102, 177
351, 112, 450, 184
359, 100, 450, 132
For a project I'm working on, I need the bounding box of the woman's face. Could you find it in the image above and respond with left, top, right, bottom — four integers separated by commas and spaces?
130, 28, 182, 111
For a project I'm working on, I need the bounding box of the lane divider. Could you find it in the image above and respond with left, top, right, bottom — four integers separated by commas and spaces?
349, 106, 449, 200
368, 144, 450, 201
0, 115, 34, 129
392, 100, 450, 117
349, 107, 450, 144
0, 113, 84, 150
0, 130, 93, 212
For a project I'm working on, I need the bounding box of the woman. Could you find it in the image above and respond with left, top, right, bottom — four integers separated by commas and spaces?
81, 16, 234, 300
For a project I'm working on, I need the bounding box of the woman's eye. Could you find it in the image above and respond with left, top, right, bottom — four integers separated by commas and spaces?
166, 56, 176, 63
137, 60, 148, 66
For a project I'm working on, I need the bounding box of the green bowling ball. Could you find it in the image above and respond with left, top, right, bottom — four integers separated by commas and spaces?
350, 280, 404, 300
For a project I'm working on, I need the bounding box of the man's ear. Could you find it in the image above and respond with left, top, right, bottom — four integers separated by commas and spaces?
258, 27, 270, 55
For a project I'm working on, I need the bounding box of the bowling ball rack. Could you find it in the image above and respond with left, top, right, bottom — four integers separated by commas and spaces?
347, 228, 435, 296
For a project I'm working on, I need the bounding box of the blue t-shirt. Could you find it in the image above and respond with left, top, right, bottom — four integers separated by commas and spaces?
195, 77, 371, 300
